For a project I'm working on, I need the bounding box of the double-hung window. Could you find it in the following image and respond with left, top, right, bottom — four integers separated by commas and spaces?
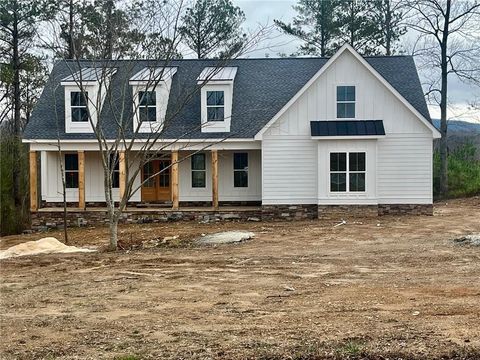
336, 86, 355, 118
191, 153, 206, 188
330, 152, 365, 192
139, 91, 156, 122
71, 91, 89, 122
206, 91, 224, 121
233, 153, 248, 188
65, 154, 79, 188
110, 154, 120, 188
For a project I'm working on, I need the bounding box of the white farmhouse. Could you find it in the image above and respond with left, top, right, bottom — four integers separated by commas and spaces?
23, 44, 441, 226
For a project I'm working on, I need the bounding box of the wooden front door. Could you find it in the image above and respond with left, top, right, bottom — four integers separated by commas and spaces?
141, 159, 171, 202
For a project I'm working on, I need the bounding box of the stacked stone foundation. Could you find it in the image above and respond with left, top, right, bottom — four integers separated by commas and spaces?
31, 209, 262, 231
377, 204, 433, 216
261, 204, 318, 221
318, 205, 378, 220
30, 203, 433, 231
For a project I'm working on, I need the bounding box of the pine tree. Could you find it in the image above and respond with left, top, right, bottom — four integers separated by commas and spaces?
180, 0, 246, 59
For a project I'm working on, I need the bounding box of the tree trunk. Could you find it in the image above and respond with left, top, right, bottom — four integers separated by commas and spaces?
68, 0, 75, 59
385, 0, 392, 56
109, 215, 118, 250
63, 181, 68, 244
12, 1, 22, 207
105, 0, 114, 59
439, 0, 451, 197
320, 1, 326, 57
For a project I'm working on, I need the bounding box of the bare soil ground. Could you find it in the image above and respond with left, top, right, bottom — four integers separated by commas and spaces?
1, 198, 479, 360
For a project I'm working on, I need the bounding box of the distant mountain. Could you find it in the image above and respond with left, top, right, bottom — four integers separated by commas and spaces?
432, 119, 480, 159
433, 119, 480, 134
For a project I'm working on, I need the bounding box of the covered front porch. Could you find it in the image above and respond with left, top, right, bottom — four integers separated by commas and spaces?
28, 148, 262, 212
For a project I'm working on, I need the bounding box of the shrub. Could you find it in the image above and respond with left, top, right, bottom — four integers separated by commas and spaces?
434, 142, 480, 198
0, 135, 30, 235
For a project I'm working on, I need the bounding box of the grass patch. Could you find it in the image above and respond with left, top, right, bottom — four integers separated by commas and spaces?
336, 340, 363, 356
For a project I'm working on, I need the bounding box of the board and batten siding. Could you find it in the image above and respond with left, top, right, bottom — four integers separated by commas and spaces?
41, 151, 142, 203
261, 50, 435, 205
179, 150, 261, 202
40, 150, 261, 203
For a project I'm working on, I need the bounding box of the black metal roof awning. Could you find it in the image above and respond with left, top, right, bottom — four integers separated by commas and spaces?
310, 120, 385, 137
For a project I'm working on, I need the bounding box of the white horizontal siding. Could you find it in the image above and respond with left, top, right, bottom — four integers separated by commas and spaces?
377, 136, 432, 203
262, 137, 317, 204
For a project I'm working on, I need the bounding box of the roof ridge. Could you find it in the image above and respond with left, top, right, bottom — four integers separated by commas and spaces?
59, 55, 412, 63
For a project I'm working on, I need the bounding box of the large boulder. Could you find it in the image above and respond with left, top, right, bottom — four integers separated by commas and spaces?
197, 231, 254, 245
454, 234, 480, 246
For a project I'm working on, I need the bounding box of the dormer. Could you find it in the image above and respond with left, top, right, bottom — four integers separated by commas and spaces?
129, 67, 177, 133
61, 67, 116, 133
197, 67, 237, 133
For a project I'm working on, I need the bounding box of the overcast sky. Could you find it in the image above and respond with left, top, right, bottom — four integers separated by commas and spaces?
232, 0, 480, 123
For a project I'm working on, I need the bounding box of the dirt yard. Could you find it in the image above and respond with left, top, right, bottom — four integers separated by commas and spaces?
1, 198, 479, 360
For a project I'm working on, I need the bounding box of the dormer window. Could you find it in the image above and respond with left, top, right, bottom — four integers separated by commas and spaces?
139, 91, 157, 122
130, 67, 177, 133
206, 91, 224, 121
71, 91, 88, 122
61, 67, 116, 133
197, 67, 237, 133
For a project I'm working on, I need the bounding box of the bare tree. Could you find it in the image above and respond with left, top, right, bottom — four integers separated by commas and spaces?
407, 0, 480, 197
42, 0, 269, 250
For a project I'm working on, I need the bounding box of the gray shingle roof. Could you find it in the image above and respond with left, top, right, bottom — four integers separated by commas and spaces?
23, 56, 430, 140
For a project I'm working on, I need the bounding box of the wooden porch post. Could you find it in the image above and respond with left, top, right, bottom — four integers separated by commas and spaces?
29, 151, 37, 212
78, 150, 85, 210
119, 151, 126, 200
171, 150, 179, 210
211, 150, 219, 210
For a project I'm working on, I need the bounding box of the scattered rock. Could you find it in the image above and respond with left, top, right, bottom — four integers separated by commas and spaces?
284, 285, 296, 292
162, 235, 179, 243
453, 234, 480, 246
247, 217, 260, 222
0, 237, 96, 259
221, 214, 241, 220
197, 231, 254, 245
412, 311, 420, 316
167, 213, 183, 221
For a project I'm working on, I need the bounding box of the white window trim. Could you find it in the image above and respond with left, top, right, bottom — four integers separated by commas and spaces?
200, 83, 233, 133
206, 90, 225, 122
335, 84, 356, 120
64, 85, 99, 133
132, 79, 172, 133
329, 151, 366, 193
233, 152, 249, 188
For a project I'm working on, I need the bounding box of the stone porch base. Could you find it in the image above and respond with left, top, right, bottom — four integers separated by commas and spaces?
31, 207, 263, 231
30, 203, 433, 231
